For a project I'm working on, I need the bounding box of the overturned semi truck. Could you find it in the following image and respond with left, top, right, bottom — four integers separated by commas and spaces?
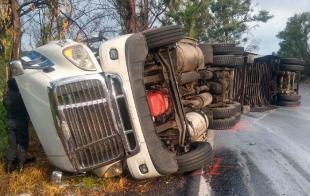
10, 26, 215, 179
9, 25, 303, 179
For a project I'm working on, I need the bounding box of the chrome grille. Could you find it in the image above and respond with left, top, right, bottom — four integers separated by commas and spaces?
50, 75, 125, 171
107, 75, 138, 153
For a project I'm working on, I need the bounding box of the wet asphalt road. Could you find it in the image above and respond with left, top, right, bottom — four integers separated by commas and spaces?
188, 83, 310, 196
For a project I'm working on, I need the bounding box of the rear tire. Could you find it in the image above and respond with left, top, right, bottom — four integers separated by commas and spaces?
210, 102, 240, 119
280, 64, 304, 71
213, 55, 244, 67
176, 142, 213, 174
280, 58, 304, 65
232, 102, 242, 113
210, 114, 238, 130
278, 94, 301, 102
278, 100, 301, 107
143, 25, 184, 50
212, 43, 236, 55
250, 106, 275, 112
235, 112, 241, 122
199, 43, 213, 65
234, 47, 244, 55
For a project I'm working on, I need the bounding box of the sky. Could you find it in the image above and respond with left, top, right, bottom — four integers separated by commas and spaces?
21, 0, 310, 54
251, 0, 310, 55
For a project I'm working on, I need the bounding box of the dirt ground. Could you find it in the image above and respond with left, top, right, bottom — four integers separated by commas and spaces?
0, 127, 186, 195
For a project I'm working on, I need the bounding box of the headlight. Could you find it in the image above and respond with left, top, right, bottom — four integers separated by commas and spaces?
63, 45, 96, 71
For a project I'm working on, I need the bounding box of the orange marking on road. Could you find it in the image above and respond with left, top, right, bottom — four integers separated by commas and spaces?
227, 120, 255, 132
209, 157, 224, 176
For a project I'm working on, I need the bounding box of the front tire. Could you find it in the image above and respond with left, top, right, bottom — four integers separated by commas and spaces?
143, 25, 184, 50
176, 142, 213, 174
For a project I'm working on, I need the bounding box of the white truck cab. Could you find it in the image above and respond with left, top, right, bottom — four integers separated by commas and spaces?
10, 26, 213, 179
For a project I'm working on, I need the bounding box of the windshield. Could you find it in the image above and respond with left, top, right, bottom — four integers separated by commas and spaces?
21, 51, 54, 68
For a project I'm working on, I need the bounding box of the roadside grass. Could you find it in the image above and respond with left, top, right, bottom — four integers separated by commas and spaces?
0, 161, 161, 195
0, 126, 184, 195
0, 55, 8, 159
0, 72, 183, 195
0, 105, 7, 159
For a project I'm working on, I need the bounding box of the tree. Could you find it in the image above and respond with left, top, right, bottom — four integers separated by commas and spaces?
111, 0, 137, 33
127, 0, 137, 33
0, 0, 14, 82
1, 0, 47, 59
164, 0, 210, 39
137, 0, 149, 31
277, 13, 310, 59
163, 0, 272, 44
277, 12, 310, 74
11, 0, 21, 59
207, 0, 273, 43
111, 0, 173, 33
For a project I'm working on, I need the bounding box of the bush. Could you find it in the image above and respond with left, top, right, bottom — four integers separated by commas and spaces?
0, 103, 7, 159
0, 57, 7, 159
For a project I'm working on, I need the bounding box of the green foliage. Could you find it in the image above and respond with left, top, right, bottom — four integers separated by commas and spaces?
0, 32, 12, 159
0, 103, 7, 159
82, 177, 97, 189
166, 0, 210, 39
207, 0, 273, 43
277, 12, 310, 75
34, 9, 68, 47
164, 0, 272, 43
35, 23, 50, 47
0, 56, 7, 159
277, 13, 310, 58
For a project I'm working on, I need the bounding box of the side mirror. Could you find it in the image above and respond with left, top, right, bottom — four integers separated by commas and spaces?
10, 60, 24, 76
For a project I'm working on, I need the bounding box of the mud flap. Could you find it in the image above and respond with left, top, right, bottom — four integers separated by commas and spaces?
125, 33, 178, 175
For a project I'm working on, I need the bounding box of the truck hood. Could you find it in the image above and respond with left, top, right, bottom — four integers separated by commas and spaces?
33, 40, 102, 82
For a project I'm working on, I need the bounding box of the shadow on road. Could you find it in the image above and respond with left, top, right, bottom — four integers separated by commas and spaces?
209, 149, 250, 196
209, 148, 277, 196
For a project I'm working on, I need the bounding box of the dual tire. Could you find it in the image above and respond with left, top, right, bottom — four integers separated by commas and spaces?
210, 113, 241, 130
279, 58, 304, 72
212, 44, 244, 55
212, 44, 245, 67
209, 102, 241, 130
277, 93, 301, 107
278, 58, 303, 107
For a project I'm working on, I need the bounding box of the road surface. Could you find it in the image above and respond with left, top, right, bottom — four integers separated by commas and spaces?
186, 83, 310, 196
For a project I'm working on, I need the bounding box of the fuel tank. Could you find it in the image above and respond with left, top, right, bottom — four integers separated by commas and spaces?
173, 38, 204, 73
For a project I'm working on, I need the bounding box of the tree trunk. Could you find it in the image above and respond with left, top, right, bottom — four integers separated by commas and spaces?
11, 0, 21, 60
140, 0, 148, 30
126, 0, 137, 33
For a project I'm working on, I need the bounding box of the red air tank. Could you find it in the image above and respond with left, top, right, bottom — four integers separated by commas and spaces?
147, 89, 169, 117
